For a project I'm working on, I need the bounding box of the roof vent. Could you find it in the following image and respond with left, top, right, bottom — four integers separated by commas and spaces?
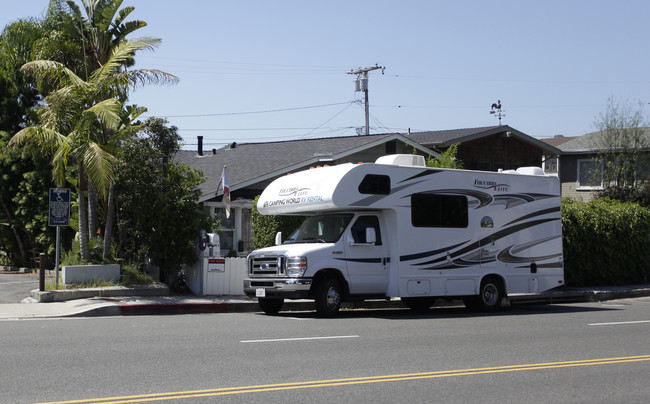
230, 142, 237, 149
375, 154, 425, 167
515, 166, 545, 176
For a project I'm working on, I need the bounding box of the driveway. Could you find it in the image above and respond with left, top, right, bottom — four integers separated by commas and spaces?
0, 272, 42, 303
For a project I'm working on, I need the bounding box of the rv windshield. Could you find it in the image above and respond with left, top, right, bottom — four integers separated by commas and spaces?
290, 213, 354, 244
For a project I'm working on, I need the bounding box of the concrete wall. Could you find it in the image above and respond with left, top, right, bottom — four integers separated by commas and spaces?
62, 264, 120, 285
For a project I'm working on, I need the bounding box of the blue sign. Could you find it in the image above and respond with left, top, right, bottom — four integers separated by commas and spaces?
49, 188, 71, 227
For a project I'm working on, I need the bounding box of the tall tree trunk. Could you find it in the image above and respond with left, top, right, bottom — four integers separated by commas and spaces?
103, 183, 114, 260
88, 183, 98, 239
78, 170, 90, 261
2, 200, 27, 267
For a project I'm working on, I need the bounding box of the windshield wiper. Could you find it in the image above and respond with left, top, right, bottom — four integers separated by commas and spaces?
300, 237, 329, 243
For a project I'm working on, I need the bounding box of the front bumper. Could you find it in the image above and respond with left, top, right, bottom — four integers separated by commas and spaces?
243, 278, 312, 299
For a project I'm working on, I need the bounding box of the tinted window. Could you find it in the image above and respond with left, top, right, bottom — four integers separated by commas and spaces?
411, 194, 468, 228
358, 174, 390, 195
350, 216, 382, 245
293, 214, 354, 243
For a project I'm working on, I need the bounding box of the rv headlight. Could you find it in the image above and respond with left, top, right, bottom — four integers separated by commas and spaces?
286, 257, 307, 277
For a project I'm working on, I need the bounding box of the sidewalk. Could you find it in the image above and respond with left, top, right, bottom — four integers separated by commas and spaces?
1, 284, 650, 320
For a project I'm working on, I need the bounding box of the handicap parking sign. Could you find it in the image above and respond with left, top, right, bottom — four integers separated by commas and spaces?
49, 188, 71, 227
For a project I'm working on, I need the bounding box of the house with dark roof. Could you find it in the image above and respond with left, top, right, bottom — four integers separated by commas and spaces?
175, 133, 436, 255
179, 125, 559, 256
405, 125, 560, 172
541, 129, 650, 200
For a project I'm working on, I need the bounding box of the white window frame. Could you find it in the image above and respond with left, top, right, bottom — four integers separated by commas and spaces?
576, 159, 604, 190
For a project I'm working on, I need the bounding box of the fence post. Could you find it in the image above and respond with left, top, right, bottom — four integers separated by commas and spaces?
39, 253, 46, 292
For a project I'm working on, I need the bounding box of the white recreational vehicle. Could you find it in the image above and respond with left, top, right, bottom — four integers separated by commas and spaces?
244, 154, 564, 316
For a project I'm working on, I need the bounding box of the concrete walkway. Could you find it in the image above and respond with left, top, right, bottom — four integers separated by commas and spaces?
1, 283, 650, 320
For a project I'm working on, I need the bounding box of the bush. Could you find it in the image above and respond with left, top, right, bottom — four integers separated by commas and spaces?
597, 183, 650, 208
562, 198, 650, 286
251, 195, 305, 249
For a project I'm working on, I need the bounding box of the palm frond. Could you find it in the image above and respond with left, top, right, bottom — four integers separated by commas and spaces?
52, 140, 74, 185
8, 126, 67, 151
82, 141, 116, 196
21, 60, 88, 89
87, 98, 122, 129
113, 20, 147, 41
97, 0, 123, 32
113, 4, 133, 27
115, 69, 179, 89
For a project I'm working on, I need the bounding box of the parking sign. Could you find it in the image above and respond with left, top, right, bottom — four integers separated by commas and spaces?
49, 188, 71, 227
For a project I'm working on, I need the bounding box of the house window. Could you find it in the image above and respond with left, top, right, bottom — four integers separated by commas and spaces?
544, 156, 558, 174
577, 159, 603, 189
214, 208, 235, 252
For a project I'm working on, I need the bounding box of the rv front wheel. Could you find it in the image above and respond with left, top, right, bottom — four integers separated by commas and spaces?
314, 278, 342, 317
258, 298, 284, 315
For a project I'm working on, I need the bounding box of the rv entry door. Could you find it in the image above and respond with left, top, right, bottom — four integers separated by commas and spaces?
344, 215, 389, 294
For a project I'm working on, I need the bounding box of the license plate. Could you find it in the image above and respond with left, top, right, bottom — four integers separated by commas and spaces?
256, 288, 266, 297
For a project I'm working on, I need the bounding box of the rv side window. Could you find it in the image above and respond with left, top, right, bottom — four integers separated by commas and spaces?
358, 174, 390, 195
411, 194, 468, 228
350, 216, 382, 245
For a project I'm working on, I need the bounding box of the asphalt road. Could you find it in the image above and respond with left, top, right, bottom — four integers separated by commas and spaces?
2, 297, 650, 403
0, 272, 41, 303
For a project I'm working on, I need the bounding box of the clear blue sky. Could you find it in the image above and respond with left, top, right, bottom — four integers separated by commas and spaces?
3, 0, 650, 149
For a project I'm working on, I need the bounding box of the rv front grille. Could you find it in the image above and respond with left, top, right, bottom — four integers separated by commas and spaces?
249, 256, 284, 276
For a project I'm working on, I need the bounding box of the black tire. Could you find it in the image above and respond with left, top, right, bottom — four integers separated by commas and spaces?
465, 276, 503, 312
401, 297, 436, 312
258, 298, 284, 315
314, 278, 342, 317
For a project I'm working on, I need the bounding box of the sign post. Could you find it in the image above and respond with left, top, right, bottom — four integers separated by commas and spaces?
49, 188, 70, 288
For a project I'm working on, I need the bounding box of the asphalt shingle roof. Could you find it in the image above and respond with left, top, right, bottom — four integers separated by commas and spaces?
175, 133, 423, 202
555, 128, 650, 152
404, 125, 560, 155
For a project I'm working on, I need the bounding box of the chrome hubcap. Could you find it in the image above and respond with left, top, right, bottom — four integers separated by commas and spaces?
326, 286, 341, 309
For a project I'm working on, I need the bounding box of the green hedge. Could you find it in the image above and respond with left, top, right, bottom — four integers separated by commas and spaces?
251, 195, 306, 249
562, 198, 650, 286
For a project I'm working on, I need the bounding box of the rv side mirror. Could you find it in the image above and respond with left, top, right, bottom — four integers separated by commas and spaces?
275, 231, 282, 246
365, 227, 376, 245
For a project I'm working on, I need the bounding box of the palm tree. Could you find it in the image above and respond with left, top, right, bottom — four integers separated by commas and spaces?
64, 0, 150, 248
8, 38, 177, 261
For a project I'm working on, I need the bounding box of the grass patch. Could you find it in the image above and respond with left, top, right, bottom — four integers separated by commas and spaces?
44, 263, 155, 290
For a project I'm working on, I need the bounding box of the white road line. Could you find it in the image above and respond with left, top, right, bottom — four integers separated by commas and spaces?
589, 320, 650, 326
241, 335, 360, 343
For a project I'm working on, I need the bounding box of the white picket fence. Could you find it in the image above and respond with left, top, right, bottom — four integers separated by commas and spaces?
184, 257, 248, 296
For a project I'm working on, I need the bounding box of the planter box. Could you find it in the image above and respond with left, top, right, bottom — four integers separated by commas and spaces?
62, 264, 120, 285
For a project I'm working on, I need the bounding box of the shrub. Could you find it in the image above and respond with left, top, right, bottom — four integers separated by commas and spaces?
251, 195, 305, 249
562, 198, 650, 286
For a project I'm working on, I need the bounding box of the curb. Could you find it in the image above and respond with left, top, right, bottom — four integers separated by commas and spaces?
30, 283, 170, 302
4, 285, 650, 319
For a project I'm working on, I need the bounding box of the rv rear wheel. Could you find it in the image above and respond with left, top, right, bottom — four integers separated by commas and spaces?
465, 276, 503, 312
258, 298, 284, 315
401, 297, 437, 312
314, 278, 342, 317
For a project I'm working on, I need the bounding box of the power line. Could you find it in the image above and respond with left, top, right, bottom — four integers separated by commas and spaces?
144, 101, 356, 118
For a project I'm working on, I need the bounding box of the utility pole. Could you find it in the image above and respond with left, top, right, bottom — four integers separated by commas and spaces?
348, 64, 385, 135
